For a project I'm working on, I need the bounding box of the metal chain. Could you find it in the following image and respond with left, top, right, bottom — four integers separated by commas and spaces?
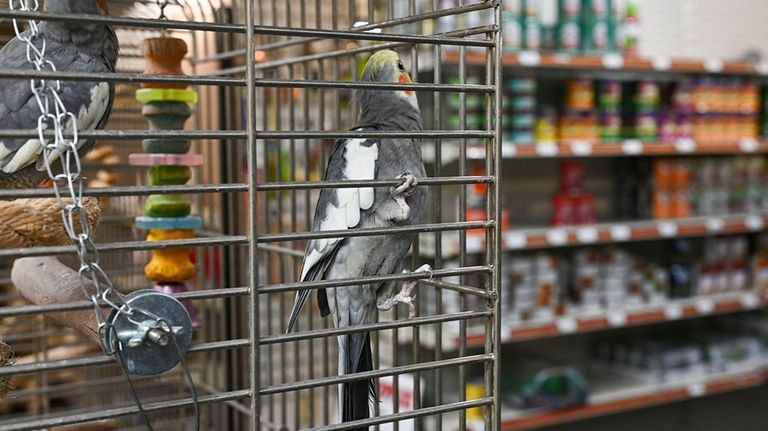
9, 0, 136, 354
157, 0, 169, 20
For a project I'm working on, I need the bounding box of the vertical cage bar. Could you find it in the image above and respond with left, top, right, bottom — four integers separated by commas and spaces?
245, 0, 260, 429
491, 2, 503, 427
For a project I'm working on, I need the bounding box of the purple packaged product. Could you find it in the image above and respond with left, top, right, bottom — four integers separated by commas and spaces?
675, 113, 693, 138
658, 110, 675, 142
673, 80, 694, 114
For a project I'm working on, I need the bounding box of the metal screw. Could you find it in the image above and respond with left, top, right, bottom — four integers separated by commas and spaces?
147, 328, 170, 346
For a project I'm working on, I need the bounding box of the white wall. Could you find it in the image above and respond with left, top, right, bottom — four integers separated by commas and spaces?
639, 0, 768, 60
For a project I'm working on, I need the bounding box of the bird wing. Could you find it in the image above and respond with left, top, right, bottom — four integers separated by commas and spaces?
285, 135, 380, 332
0, 32, 113, 176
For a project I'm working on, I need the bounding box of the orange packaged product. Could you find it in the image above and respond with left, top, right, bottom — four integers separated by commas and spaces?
653, 160, 672, 189
670, 191, 691, 218
566, 80, 595, 111
669, 161, 690, 190
652, 190, 672, 219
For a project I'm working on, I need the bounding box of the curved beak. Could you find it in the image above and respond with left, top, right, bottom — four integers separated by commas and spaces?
399, 72, 414, 97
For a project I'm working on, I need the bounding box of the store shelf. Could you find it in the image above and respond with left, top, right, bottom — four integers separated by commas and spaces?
503, 214, 767, 251
420, 213, 767, 258
461, 291, 765, 348
499, 365, 768, 430
505, 139, 764, 159
445, 51, 768, 76
425, 139, 767, 165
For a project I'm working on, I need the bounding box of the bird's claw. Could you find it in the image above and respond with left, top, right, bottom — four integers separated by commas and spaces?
378, 264, 432, 318
391, 173, 418, 198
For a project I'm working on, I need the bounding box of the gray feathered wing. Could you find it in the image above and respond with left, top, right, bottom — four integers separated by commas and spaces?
0, 31, 114, 178
285, 136, 380, 332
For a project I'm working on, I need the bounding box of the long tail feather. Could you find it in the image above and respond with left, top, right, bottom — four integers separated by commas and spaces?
286, 289, 311, 333
342, 333, 374, 429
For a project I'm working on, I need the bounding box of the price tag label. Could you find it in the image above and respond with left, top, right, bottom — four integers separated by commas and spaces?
652, 56, 672, 71
658, 221, 678, 237
741, 292, 760, 309
536, 142, 558, 157
556, 316, 578, 334
665, 303, 683, 320
576, 226, 599, 244
607, 310, 628, 327
706, 217, 725, 232
610, 225, 632, 241
687, 383, 706, 398
739, 137, 759, 153
621, 139, 643, 155
546, 229, 569, 246
519, 50, 542, 66
554, 53, 572, 64
745, 215, 764, 231
602, 53, 624, 69
757, 60, 768, 76
704, 58, 724, 73
502, 143, 517, 158
505, 232, 527, 250
696, 298, 715, 315
675, 137, 696, 153
570, 140, 593, 156
500, 328, 513, 343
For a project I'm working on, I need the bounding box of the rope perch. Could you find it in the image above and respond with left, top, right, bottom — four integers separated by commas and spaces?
0, 197, 101, 249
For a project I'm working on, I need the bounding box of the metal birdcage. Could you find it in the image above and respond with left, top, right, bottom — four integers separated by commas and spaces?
0, 1, 502, 430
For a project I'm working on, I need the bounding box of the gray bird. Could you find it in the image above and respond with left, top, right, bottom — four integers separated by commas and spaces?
0, 0, 118, 189
286, 49, 431, 428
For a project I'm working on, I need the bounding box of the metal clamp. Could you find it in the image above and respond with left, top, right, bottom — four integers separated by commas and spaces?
105, 290, 193, 376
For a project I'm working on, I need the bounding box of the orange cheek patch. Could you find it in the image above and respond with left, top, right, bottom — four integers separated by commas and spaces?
399, 73, 414, 97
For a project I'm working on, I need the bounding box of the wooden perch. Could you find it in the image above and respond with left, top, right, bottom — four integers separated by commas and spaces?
12, 257, 108, 346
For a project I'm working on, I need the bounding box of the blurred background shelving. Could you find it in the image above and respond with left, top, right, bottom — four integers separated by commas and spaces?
411, 0, 768, 430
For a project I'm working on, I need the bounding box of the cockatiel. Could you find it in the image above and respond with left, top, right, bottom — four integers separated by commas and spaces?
286, 50, 430, 428
0, 0, 118, 189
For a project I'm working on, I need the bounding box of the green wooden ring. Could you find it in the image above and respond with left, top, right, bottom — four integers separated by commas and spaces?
136, 88, 199, 104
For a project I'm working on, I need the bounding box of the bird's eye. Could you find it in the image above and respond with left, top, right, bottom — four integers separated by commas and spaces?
397, 61, 406, 72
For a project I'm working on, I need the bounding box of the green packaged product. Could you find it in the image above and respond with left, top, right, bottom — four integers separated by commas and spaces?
506, 78, 537, 93
557, 18, 580, 52
584, 0, 611, 20
558, 0, 581, 17
502, 11, 523, 50
522, 17, 542, 50
582, 19, 616, 52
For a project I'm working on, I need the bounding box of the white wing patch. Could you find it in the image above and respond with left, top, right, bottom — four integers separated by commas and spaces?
2, 138, 43, 173
300, 137, 379, 281
0, 142, 13, 161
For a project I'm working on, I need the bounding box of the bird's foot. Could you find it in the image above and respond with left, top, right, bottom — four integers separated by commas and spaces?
392, 173, 418, 197
378, 264, 432, 318
389, 173, 417, 221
